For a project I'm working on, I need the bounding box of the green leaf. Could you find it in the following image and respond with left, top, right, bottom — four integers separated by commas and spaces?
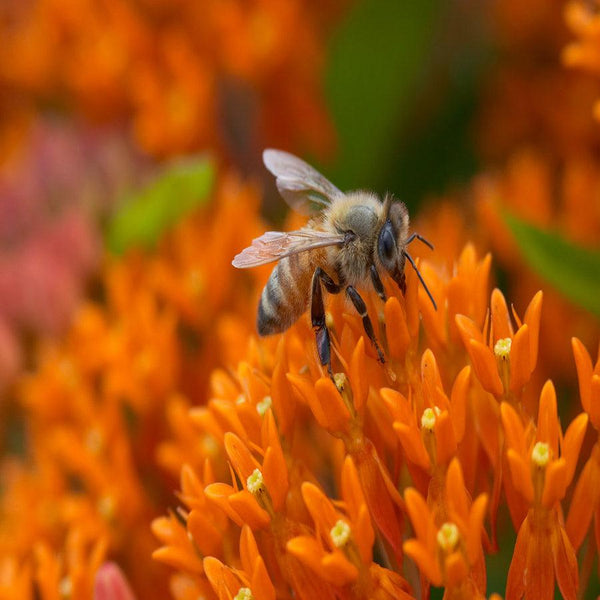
504, 211, 600, 318
106, 156, 214, 254
324, 0, 439, 191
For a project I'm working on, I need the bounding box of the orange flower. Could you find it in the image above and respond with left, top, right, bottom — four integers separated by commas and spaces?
404, 459, 488, 599
287, 456, 413, 598
501, 381, 587, 600
455, 288, 542, 403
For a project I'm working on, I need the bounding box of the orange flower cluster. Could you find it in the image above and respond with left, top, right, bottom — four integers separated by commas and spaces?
151, 229, 598, 599
0, 0, 343, 158
0, 173, 268, 598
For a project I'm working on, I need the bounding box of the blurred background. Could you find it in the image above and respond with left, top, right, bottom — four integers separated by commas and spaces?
1, 0, 600, 597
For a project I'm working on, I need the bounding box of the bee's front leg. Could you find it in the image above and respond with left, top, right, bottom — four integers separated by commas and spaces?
345, 286, 385, 364
310, 267, 342, 376
369, 265, 387, 302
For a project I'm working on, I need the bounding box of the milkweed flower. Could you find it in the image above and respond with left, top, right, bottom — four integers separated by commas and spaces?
404, 459, 488, 600
501, 381, 588, 600
455, 288, 542, 404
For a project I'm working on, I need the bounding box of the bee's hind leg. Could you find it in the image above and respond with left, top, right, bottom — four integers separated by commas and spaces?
310, 267, 342, 377
345, 286, 385, 364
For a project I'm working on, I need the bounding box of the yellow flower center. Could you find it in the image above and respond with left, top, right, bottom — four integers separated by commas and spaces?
330, 519, 351, 548
421, 408, 436, 430
437, 522, 460, 552
234, 587, 254, 600
247, 469, 264, 494
531, 441, 550, 467
256, 396, 272, 415
494, 337, 512, 359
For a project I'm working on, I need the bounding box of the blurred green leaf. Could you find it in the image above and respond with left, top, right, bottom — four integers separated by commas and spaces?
107, 157, 214, 254
325, 0, 439, 190
504, 212, 600, 318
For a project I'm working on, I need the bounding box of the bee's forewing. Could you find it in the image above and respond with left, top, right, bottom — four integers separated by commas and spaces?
263, 149, 343, 215
232, 229, 345, 268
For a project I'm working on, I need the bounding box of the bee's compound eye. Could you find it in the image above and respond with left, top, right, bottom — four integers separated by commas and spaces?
378, 222, 396, 262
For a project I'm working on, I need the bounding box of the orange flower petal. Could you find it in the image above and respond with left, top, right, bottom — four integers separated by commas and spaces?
467, 494, 488, 565
552, 526, 578, 600
394, 422, 430, 471
562, 412, 588, 486
320, 552, 358, 585
384, 296, 411, 360
224, 433, 260, 484
523, 291, 543, 372
286, 536, 326, 574
541, 458, 567, 508
434, 410, 457, 465
572, 337, 593, 413
301, 482, 338, 539
251, 556, 276, 600
491, 288, 513, 341
350, 336, 368, 411
566, 448, 600, 550
455, 314, 484, 346
314, 377, 352, 433
468, 339, 503, 397
403, 540, 442, 586
449, 366, 470, 442
506, 449, 534, 503
187, 510, 223, 557
509, 324, 531, 394
203, 556, 242, 597
228, 490, 271, 529
537, 381, 559, 457
444, 551, 469, 589
500, 402, 527, 458
445, 459, 469, 521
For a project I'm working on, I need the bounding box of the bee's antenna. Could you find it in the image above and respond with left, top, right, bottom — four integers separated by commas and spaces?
404, 251, 437, 311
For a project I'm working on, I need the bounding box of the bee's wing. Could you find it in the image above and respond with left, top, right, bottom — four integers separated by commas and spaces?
232, 229, 345, 268
263, 149, 343, 215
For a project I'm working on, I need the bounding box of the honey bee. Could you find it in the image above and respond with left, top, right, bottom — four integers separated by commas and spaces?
233, 149, 436, 373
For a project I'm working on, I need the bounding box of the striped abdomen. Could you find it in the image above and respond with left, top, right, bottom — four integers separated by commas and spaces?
257, 252, 319, 335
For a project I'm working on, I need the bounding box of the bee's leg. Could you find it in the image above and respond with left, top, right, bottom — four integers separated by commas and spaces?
369, 265, 387, 302
345, 286, 385, 364
311, 267, 342, 375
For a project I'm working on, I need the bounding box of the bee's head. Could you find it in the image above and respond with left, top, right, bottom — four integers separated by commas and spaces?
376, 197, 409, 291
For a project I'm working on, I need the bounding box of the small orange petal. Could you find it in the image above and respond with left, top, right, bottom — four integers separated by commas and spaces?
203, 556, 242, 597
224, 433, 260, 483
286, 536, 326, 574
314, 377, 352, 433
468, 339, 503, 397
500, 402, 527, 458
320, 552, 358, 585
445, 459, 469, 521
572, 337, 593, 413
509, 325, 531, 394
455, 314, 484, 345
523, 291, 543, 371
403, 540, 442, 586
562, 412, 588, 486
187, 510, 223, 557
228, 490, 271, 529
444, 551, 469, 589
384, 296, 411, 361
394, 422, 430, 471
506, 449, 534, 503
467, 494, 488, 565
552, 526, 578, 600
251, 556, 276, 600
449, 366, 470, 442
566, 451, 600, 550
350, 337, 368, 411
541, 458, 567, 508
537, 381, 559, 458
434, 410, 457, 466
301, 482, 338, 538
491, 288, 513, 341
